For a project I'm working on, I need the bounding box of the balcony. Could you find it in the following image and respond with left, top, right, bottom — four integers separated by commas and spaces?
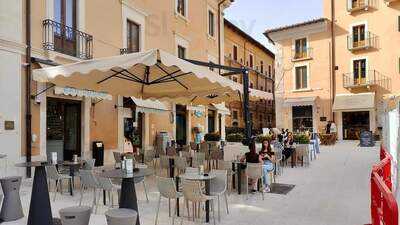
347, 0, 370, 13
43, 19, 93, 60
347, 32, 378, 51
292, 48, 313, 62
343, 70, 391, 90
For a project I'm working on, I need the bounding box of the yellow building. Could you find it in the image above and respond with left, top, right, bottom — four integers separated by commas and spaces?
0, 0, 242, 166
224, 19, 275, 132
265, 0, 400, 140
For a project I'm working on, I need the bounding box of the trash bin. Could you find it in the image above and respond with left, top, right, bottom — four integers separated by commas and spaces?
92, 141, 104, 167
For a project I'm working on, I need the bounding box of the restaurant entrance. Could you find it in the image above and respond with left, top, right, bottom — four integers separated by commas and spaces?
46, 98, 81, 161
176, 105, 187, 146
342, 111, 370, 140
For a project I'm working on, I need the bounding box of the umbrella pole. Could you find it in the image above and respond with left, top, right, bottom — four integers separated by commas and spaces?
242, 69, 252, 145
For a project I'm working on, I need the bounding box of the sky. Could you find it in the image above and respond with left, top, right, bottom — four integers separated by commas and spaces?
224, 0, 323, 51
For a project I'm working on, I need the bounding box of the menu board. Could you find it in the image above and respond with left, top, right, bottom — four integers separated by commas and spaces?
360, 131, 375, 147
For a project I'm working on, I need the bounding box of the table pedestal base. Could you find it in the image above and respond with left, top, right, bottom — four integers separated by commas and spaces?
28, 166, 53, 225
119, 178, 139, 225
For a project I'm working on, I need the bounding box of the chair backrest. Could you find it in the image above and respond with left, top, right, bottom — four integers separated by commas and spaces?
174, 156, 187, 171
166, 146, 176, 156
79, 169, 99, 188
185, 167, 198, 174
144, 149, 155, 163
210, 170, 227, 194
156, 176, 178, 199
217, 160, 232, 171
46, 165, 60, 180
182, 180, 206, 202
246, 163, 263, 179
96, 176, 114, 191
83, 159, 95, 170
181, 145, 190, 152
113, 152, 122, 163
160, 155, 170, 169
210, 150, 222, 160
192, 152, 205, 167
199, 142, 208, 153
274, 147, 283, 161
180, 151, 191, 159
190, 142, 198, 151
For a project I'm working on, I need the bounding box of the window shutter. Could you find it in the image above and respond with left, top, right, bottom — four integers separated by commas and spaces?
398, 16, 400, 32
347, 0, 352, 11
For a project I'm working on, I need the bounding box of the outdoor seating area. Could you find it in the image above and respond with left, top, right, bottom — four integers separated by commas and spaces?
2, 131, 325, 225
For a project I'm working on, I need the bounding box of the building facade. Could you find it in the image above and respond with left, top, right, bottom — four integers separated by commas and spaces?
266, 0, 400, 140
1, 0, 258, 169
224, 19, 275, 133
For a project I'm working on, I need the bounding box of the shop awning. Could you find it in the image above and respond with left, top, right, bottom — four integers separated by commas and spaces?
333, 93, 375, 111
130, 96, 168, 114
211, 103, 231, 115
54, 86, 112, 100
284, 96, 317, 107
33, 49, 272, 104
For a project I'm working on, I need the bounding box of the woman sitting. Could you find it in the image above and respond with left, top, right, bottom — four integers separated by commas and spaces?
241, 139, 263, 193
259, 140, 275, 193
282, 132, 295, 161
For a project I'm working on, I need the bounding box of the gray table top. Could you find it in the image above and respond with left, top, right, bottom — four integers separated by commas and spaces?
15, 161, 48, 168
99, 168, 153, 179
179, 172, 216, 181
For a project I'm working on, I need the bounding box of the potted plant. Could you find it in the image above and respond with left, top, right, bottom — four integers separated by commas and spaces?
226, 133, 245, 143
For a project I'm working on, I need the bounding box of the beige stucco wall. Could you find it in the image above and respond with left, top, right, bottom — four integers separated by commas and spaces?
24, 0, 232, 161
324, 0, 400, 136
223, 22, 275, 130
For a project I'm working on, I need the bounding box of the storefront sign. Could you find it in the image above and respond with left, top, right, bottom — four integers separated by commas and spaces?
54, 86, 112, 100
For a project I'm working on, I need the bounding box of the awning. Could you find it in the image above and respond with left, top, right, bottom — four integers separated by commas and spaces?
333, 93, 375, 111
130, 96, 168, 114
211, 103, 231, 115
284, 96, 317, 107
33, 49, 272, 104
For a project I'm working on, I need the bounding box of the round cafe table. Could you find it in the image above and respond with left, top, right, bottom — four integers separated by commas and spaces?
15, 161, 53, 225
179, 172, 217, 223
60, 160, 84, 196
100, 168, 153, 225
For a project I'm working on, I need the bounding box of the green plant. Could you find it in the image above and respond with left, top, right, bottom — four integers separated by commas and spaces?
255, 134, 273, 143
294, 133, 310, 144
226, 133, 245, 143
204, 133, 221, 142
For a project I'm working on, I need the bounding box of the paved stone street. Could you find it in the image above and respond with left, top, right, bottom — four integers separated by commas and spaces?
6, 141, 378, 225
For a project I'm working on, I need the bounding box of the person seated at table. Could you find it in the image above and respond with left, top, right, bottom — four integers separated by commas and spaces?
240, 139, 263, 193
259, 140, 275, 192
282, 132, 295, 161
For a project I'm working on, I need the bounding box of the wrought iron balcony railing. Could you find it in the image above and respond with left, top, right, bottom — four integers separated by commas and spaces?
292, 48, 313, 61
43, 19, 93, 60
347, 32, 378, 51
347, 0, 370, 12
343, 70, 391, 90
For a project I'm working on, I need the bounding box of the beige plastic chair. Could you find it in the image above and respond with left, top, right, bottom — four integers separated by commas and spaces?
159, 155, 170, 176
181, 180, 216, 225
199, 143, 208, 153
96, 176, 121, 209
209, 170, 229, 222
192, 152, 205, 168
79, 170, 100, 212
190, 142, 198, 151
113, 152, 122, 168
217, 160, 236, 193
174, 157, 188, 175
144, 149, 156, 169
46, 165, 72, 202
245, 163, 265, 200
181, 145, 190, 152
155, 177, 183, 225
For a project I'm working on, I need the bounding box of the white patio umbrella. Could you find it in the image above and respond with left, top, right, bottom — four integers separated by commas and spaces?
33, 49, 264, 103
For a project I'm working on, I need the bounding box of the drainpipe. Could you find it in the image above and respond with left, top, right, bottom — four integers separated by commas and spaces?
25, 0, 32, 177
330, 0, 336, 122
217, 0, 234, 75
